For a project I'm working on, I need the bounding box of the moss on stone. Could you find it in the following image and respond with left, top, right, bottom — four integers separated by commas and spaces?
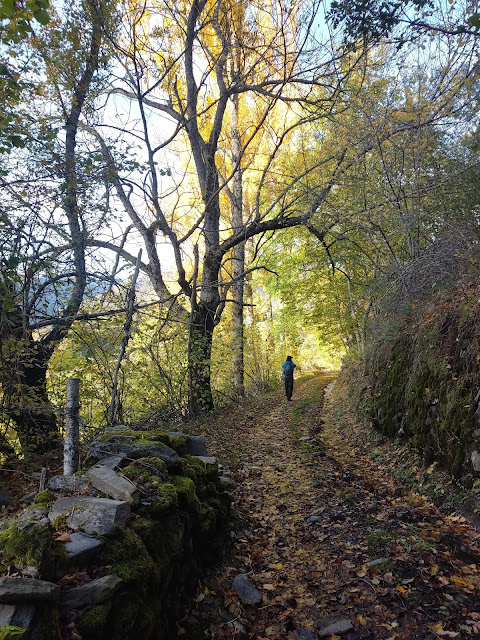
131, 513, 185, 574
77, 603, 110, 637
170, 434, 187, 456
149, 483, 178, 516
33, 489, 54, 506
198, 503, 216, 533
98, 430, 171, 445
108, 595, 142, 639
50, 514, 68, 532
363, 292, 480, 480
100, 528, 158, 592
172, 475, 201, 514
0, 522, 51, 576
123, 456, 168, 481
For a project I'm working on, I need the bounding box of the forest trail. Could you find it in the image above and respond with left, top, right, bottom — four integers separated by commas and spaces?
181, 374, 480, 640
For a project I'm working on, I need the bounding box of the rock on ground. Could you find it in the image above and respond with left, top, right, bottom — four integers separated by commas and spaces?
316, 619, 353, 637
231, 574, 262, 605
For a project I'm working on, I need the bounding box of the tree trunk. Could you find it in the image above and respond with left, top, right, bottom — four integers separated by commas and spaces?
230, 94, 245, 398
188, 304, 216, 415
8, 341, 59, 452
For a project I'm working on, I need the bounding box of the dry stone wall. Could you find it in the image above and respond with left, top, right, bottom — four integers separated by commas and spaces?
0, 427, 234, 639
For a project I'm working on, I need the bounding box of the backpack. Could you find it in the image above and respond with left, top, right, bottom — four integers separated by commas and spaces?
284, 362, 293, 376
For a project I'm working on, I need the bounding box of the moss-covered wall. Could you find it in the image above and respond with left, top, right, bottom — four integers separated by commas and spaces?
358, 288, 480, 483
0, 430, 232, 640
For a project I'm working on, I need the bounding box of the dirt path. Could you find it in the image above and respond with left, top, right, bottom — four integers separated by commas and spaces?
181, 375, 480, 640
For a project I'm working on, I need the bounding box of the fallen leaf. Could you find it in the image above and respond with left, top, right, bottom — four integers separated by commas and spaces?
55, 532, 71, 542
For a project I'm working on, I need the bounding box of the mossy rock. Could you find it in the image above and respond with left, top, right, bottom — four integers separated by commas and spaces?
100, 528, 158, 592
33, 489, 54, 506
98, 430, 171, 445
173, 455, 218, 487
198, 502, 217, 533
0, 522, 52, 578
172, 475, 201, 515
131, 513, 186, 574
141, 483, 178, 518
109, 592, 164, 640
77, 603, 111, 638
170, 435, 187, 456
123, 456, 168, 482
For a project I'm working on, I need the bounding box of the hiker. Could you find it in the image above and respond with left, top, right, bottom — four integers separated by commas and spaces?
282, 355, 296, 401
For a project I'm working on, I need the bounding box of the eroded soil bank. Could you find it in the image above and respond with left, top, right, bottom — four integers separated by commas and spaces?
180, 374, 480, 640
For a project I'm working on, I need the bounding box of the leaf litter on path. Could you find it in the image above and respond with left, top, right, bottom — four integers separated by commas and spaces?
179, 376, 480, 639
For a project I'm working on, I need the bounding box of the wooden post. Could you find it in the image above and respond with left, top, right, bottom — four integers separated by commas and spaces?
64, 378, 81, 476
39, 467, 49, 492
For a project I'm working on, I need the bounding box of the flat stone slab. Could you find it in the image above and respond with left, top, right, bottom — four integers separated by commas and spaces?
87, 466, 139, 504
49, 496, 131, 536
20, 492, 37, 504
60, 574, 122, 608
231, 574, 262, 605
49, 475, 90, 493
0, 578, 59, 603
368, 557, 389, 568
472, 450, 480, 472
0, 603, 35, 628
0, 604, 15, 626
63, 532, 103, 565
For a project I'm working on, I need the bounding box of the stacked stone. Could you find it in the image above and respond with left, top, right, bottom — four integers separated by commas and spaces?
0, 427, 234, 639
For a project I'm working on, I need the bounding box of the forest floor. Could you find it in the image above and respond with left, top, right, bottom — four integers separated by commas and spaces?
180, 373, 480, 640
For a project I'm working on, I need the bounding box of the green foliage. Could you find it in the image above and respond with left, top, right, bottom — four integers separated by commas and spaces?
0, 626, 26, 639
327, 0, 433, 42
48, 302, 189, 429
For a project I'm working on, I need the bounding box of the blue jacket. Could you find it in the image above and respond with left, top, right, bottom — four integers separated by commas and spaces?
282, 360, 296, 378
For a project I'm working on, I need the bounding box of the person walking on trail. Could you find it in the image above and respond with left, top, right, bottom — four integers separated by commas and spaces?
282, 355, 296, 401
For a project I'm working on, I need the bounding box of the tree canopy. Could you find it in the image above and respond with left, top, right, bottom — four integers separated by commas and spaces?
0, 0, 479, 455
